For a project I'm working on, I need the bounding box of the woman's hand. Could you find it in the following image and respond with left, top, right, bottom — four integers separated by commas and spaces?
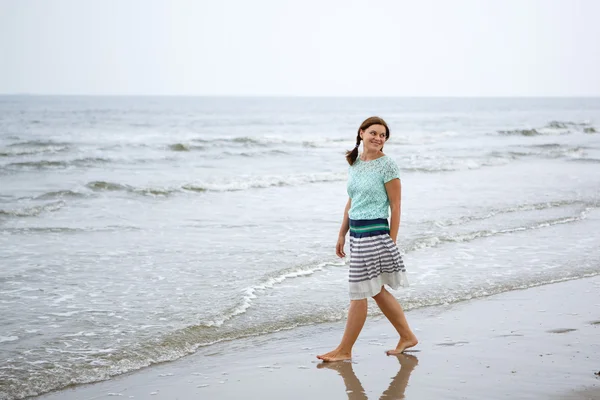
336, 235, 346, 258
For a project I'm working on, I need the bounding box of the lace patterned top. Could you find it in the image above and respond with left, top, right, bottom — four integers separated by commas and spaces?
347, 155, 401, 220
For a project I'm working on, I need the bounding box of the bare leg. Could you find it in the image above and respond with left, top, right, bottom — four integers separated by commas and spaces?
372, 287, 418, 355
317, 299, 367, 362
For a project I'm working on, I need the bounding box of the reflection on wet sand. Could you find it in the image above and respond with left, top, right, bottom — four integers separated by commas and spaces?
317, 354, 419, 400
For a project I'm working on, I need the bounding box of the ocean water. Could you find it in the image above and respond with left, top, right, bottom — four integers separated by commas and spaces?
1, 96, 599, 399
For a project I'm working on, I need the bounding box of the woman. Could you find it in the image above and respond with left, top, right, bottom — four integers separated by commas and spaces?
317, 116, 418, 362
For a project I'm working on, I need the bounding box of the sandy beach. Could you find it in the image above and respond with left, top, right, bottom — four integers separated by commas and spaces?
36, 276, 600, 400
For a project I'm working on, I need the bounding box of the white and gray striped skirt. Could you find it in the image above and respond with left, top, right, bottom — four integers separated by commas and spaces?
348, 218, 409, 300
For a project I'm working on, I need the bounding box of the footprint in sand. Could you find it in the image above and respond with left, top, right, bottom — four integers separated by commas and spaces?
546, 328, 577, 334
436, 341, 469, 347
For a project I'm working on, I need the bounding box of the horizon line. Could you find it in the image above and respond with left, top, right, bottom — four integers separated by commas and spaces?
1, 93, 600, 99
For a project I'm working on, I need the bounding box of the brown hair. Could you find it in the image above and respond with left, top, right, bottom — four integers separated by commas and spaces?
345, 116, 390, 165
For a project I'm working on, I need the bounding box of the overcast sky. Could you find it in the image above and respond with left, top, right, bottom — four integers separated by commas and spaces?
1, 0, 599, 96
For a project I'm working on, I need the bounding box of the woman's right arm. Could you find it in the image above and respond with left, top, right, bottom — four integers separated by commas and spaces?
336, 198, 351, 258
339, 198, 351, 238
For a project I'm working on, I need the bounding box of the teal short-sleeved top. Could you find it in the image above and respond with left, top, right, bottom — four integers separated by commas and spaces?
347, 155, 401, 220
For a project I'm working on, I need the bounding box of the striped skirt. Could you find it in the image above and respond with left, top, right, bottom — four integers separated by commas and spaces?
348, 218, 409, 300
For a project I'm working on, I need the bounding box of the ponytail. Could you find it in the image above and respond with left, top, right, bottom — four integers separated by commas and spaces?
345, 132, 361, 165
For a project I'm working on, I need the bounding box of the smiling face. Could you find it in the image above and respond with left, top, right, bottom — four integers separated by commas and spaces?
360, 124, 388, 152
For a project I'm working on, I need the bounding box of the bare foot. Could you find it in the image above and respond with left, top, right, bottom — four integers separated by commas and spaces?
317, 349, 352, 362
386, 336, 418, 355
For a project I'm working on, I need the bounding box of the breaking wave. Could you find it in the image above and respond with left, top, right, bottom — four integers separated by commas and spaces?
0, 201, 66, 218
34, 190, 86, 200
168, 143, 206, 152
3, 158, 110, 170
7, 140, 71, 148
497, 120, 596, 136
407, 207, 591, 252
83, 173, 346, 197
85, 181, 178, 196
429, 199, 593, 228
182, 172, 346, 192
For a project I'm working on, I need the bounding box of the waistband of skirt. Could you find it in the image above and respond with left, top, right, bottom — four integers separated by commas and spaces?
349, 218, 390, 238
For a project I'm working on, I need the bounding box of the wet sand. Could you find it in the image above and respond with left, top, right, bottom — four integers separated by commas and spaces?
38, 276, 600, 400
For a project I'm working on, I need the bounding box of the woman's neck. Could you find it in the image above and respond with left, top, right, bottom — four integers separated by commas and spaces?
361, 149, 384, 161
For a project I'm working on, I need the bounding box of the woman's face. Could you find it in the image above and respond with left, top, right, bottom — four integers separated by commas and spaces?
360, 124, 387, 152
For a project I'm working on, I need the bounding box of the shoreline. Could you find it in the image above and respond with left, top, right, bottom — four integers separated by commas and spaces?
34, 276, 600, 400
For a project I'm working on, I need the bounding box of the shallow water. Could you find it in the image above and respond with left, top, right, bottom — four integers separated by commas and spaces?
1, 96, 600, 399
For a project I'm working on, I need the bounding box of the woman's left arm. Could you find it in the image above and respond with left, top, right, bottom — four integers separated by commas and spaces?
385, 178, 401, 243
